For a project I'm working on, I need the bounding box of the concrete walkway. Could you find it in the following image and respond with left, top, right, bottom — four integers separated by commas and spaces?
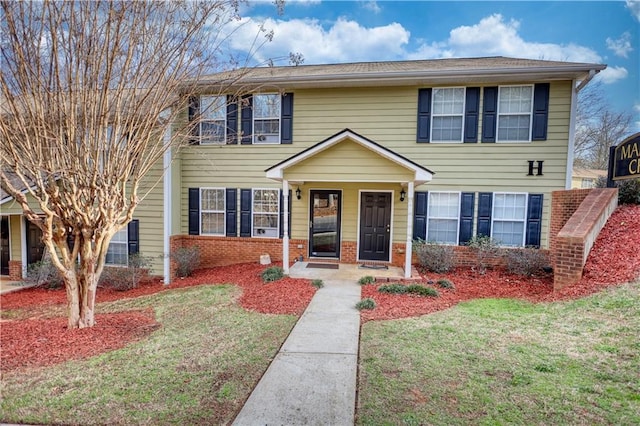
232, 278, 362, 425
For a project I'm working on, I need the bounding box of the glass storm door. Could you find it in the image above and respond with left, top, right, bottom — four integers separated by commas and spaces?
309, 190, 341, 258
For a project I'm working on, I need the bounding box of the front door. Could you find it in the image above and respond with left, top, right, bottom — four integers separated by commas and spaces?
26, 219, 45, 265
309, 190, 341, 258
359, 192, 392, 261
0, 217, 9, 275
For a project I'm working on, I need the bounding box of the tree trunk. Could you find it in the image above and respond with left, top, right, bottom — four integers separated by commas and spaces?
63, 256, 99, 329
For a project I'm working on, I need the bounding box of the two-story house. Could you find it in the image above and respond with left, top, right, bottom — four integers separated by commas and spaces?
0, 57, 605, 282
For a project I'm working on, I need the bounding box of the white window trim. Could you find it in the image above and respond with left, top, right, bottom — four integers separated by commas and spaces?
251, 188, 280, 238
430, 87, 466, 144
200, 94, 227, 145
106, 227, 128, 267
253, 93, 281, 145
496, 84, 534, 143
425, 191, 461, 245
200, 187, 226, 236
491, 192, 528, 247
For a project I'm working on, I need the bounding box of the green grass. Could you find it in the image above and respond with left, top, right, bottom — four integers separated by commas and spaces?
1, 285, 297, 425
358, 280, 640, 425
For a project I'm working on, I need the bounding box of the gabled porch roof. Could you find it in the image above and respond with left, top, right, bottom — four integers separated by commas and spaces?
265, 129, 434, 185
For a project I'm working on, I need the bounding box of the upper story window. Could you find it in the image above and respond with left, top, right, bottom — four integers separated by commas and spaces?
106, 228, 128, 266
492, 192, 527, 246
200, 95, 227, 145
431, 88, 465, 143
497, 85, 533, 142
426, 191, 461, 244
200, 188, 225, 235
253, 94, 281, 144
252, 188, 279, 237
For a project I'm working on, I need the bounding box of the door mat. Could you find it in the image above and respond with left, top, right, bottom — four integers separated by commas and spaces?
306, 263, 339, 269
359, 264, 389, 270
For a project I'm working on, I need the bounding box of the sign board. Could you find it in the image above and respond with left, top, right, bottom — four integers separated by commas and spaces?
608, 132, 640, 183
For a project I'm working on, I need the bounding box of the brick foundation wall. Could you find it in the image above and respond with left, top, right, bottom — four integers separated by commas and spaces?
8, 260, 22, 281
553, 188, 618, 290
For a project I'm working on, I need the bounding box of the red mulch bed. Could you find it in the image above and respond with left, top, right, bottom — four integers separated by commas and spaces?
2, 204, 639, 371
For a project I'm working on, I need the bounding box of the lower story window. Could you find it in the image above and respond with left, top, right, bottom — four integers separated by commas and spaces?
426, 192, 460, 244
252, 189, 279, 238
201, 188, 225, 235
492, 193, 527, 246
106, 228, 128, 266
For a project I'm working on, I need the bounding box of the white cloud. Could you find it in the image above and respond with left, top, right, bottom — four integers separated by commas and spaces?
597, 66, 629, 84
606, 32, 633, 58
626, 0, 640, 21
634, 102, 640, 113
227, 17, 409, 64
415, 14, 602, 63
361, 1, 382, 14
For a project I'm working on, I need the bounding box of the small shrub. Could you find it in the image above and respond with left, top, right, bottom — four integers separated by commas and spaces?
171, 246, 200, 278
358, 275, 375, 285
436, 279, 455, 290
311, 279, 324, 289
467, 235, 501, 275
24, 260, 64, 288
596, 176, 640, 205
413, 240, 454, 273
261, 266, 284, 283
99, 253, 151, 291
505, 247, 549, 277
355, 298, 376, 310
378, 283, 408, 294
407, 284, 439, 297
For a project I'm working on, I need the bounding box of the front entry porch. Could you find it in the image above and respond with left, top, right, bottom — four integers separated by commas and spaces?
288, 261, 421, 282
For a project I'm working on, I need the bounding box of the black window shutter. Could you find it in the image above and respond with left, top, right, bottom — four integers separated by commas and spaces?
532, 83, 550, 141
278, 189, 292, 238
188, 96, 200, 145
188, 188, 200, 235
464, 88, 480, 143
127, 219, 139, 255
240, 189, 252, 237
525, 193, 544, 247
416, 89, 432, 143
240, 95, 253, 145
481, 87, 498, 143
459, 192, 475, 244
226, 188, 237, 237
226, 98, 238, 145
413, 191, 428, 240
281, 93, 294, 144
477, 192, 493, 237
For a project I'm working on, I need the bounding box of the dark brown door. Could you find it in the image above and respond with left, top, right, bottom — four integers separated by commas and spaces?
359, 192, 391, 261
26, 219, 45, 265
1, 217, 9, 275
309, 190, 341, 258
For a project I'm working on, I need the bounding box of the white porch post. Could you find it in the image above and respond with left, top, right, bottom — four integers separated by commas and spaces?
282, 179, 290, 274
404, 182, 414, 279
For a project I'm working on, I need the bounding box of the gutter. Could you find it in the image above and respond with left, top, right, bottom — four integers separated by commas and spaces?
575, 69, 599, 93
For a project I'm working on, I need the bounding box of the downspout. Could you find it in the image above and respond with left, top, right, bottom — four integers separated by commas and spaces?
282, 179, 290, 275
162, 122, 173, 284
566, 79, 579, 189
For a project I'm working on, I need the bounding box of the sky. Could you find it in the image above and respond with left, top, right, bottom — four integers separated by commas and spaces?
223, 0, 640, 132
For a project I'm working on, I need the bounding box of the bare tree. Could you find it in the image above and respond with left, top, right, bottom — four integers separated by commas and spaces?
574, 82, 633, 169
0, 0, 251, 328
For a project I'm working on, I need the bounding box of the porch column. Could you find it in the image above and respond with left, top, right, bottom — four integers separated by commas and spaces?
404, 182, 414, 278
282, 179, 290, 274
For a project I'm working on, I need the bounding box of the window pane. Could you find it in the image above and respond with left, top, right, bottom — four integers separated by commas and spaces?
106, 228, 128, 266
499, 86, 532, 113
200, 95, 226, 120
494, 194, 526, 220
200, 121, 226, 144
493, 221, 525, 246
201, 189, 224, 211
432, 116, 463, 141
427, 218, 458, 244
254, 94, 280, 118
202, 212, 224, 234
433, 88, 464, 114
498, 115, 530, 141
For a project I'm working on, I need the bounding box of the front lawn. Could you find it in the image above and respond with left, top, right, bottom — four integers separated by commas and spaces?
358, 279, 640, 425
